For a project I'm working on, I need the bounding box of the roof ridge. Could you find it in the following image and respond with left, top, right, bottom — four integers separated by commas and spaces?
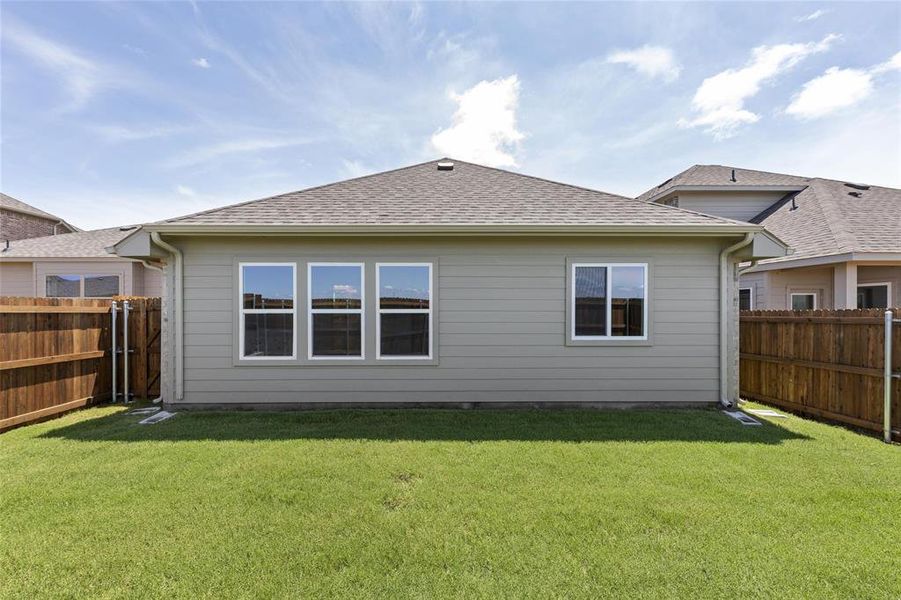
441, 157, 635, 202
163, 158, 445, 224
808, 180, 859, 253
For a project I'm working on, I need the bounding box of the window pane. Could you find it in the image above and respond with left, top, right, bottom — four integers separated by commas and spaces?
46, 275, 80, 297
379, 265, 430, 309
791, 295, 814, 311
244, 313, 293, 357
739, 289, 752, 311
611, 266, 645, 337
380, 313, 429, 356
84, 275, 120, 297
243, 265, 294, 309
312, 313, 362, 356
310, 265, 362, 309
574, 266, 606, 336
857, 285, 888, 309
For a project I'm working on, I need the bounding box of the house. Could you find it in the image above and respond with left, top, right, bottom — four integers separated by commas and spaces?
0, 226, 162, 297
638, 165, 901, 310
114, 158, 787, 409
1, 193, 79, 241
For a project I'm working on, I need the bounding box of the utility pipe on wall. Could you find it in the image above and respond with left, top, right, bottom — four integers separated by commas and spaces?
719, 233, 754, 408
111, 300, 118, 402
123, 300, 130, 403
150, 232, 184, 401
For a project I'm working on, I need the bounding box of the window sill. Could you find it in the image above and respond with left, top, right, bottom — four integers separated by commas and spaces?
566, 338, 653, 347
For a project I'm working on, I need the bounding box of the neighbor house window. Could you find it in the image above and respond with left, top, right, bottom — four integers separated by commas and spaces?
571, 263, 647, 340
240, 263, 296, 359
46, 275, 81, 297
308, 263, 364, 359
377, 263, 432, 359
739, 287, 753, 311
84, 275, 120, 298
46, 274, 121, 298
790, 293, 816, 311
857, 283, 890, 309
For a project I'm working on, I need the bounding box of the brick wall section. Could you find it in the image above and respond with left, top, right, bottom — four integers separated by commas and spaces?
0, 209, 60, 241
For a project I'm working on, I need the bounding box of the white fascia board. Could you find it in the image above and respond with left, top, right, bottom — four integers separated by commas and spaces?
745, 252, 901, 272
143, 223, 766, 237
645, 184, 807, 204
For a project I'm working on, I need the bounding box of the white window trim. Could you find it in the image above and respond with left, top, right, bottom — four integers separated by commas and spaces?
307, 262, 365, 361
376, 262, 433, 360
570, 263, 649, 341
856, 282, 892, 308
739, 287, 754, 310
239, 262, 297, 361
789, 292, 817, 310
45, 273, 122, 298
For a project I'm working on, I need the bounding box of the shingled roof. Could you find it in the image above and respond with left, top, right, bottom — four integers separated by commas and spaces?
750, 178, 901, 264
637, 165, 810, 202
0, 193, 80, 232
0, 226, 139, 259
154, 158, 753, 231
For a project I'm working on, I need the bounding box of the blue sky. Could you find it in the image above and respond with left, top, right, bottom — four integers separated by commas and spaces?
1, 2, 899, 230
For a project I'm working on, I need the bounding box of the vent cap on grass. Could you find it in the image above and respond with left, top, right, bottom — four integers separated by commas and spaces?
437, 161, 454, 171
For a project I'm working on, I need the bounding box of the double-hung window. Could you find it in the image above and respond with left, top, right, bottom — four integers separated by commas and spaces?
308, 263, 364, 359
46, 274, 121, 297
571, 263, 648, 340
240, 263, 296, 359
377, 263, 432, 359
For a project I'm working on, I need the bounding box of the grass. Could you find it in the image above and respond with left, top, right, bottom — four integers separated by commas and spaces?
2, 404, 899, 599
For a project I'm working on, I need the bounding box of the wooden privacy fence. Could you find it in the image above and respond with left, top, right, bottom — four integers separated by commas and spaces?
0, 296, 161, 432
740, 308, 900, 441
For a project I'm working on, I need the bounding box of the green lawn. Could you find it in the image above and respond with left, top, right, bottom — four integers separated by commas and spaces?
2, 405, 899, 599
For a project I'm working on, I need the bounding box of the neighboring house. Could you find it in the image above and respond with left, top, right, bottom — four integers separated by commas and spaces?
115, 158, 787, 409
0, 227, 162, 298
638, 165, 901, 310
1, 193, 79, 241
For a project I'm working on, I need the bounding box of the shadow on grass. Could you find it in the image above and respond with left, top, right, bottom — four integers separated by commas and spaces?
39, 407, 809, 444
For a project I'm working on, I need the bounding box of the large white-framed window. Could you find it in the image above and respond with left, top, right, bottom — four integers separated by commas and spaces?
376, 263, 433, 359
857, 282, 891, 309
239, 262, 296, 360
45, 274, 121, 298
571, 263, 648, 341
790, 292, 817, 311
739, 287, 754, 311
308, 263, 365, 360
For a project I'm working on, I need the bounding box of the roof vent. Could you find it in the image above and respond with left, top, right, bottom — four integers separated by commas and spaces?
848, 191, 862, 198
437, 161, 454, 171
844, 183, 870, 191
730, 169, 737, 182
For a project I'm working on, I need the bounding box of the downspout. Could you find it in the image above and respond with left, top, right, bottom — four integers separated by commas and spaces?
719, 233, 754, 408
150, 232, 184, 401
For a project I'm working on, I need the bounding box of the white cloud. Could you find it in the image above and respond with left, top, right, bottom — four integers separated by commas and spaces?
606, 45, 681, 82
340, 159, 376, 179
176, 185, 197, 197
430, 75, 525, 167
785, 67, 874, 119
786, 51, 901, 119
3, 19, 104, 110
679, 34, 839, 138
795, 9, 830, 22
163, 137, 315, 169
192, 57, 211, 69
90, 123, 188, 142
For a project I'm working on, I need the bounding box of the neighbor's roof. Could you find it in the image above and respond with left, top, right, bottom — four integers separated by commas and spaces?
0, 193, 80, 232
749, 178, 901, 264
0, 226, 139, 259
636, 165, 810, 202
152, 158, 755, 231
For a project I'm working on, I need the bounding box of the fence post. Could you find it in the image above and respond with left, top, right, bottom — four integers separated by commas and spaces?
885, 310, 893, 444
111, 301, 118, 402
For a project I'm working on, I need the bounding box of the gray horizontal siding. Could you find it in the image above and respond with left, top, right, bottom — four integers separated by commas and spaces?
174, 235, 725, 405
